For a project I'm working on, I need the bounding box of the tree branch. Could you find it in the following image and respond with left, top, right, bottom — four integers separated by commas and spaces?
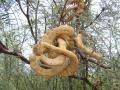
69, 75, 93, 87
53, 0, 58, 7
59, 0, 69, 24
16, 0, 27, 17
0, 40, 30, 64
16, 0, 37, 44
84, 7, 105, 28
70, 75, 102, 90
75, 47, 111, 69
87, 58, 111, 69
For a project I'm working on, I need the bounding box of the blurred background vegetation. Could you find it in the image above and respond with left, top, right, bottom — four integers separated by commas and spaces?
0, 0, 120, 90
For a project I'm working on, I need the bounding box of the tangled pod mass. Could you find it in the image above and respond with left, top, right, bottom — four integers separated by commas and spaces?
29, 25, 102, 79
60, 0, 85, 22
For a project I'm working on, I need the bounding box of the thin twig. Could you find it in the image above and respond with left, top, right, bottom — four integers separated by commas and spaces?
74, 47, 111, 69
53, 0, 58, 7
16, 0, 37, 44
59, 0, 69, 25
84, 7, 105, 28
16, 0, 27, 16
69, 75, 93, 87
70, 75, 102, 90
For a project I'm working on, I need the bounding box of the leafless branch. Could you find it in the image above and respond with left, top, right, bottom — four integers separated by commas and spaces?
34, 0, 39, 42
16, 0, 27, 16
88, 58, 111, 69
84, 7, 105, 28
0, 40, 30, 64
69, 75, 93, 87
53, 0, 58, 7
16, 0, 37, 44
70, 75, 102, 90
59, 0, 69, 24
75, 47, 111, 69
